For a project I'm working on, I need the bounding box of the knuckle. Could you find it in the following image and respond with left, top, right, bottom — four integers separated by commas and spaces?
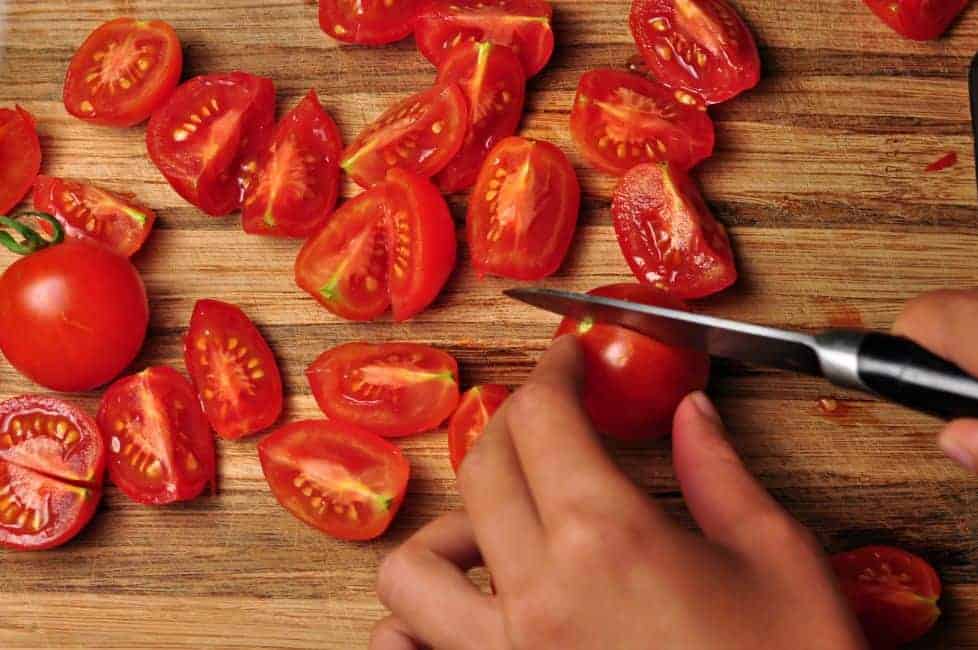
746, 509, 811, 551
375, 544, 418, 607
508, 381, 566, 420
505, 594, 572, 649
554, 507, 648, 567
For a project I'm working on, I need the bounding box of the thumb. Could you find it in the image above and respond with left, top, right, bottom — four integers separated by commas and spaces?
938, 419, 978, 473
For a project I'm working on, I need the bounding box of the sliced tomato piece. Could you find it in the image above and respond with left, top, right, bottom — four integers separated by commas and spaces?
612, 162, 736, 299
341, 83, 468, 188
63, 18, 183, 127
629, 0, 761, 104
415, 0, 555, 77
146, 72, 275, 216
448, 384, 509, 473
307, 342, 461, 438
184, 299, 284, 440
468, 136, 580, 281
319, 0, 421, 45
97, 367, 216, 505
570, 69, 714, 175
0, 106, 41, 215
258, 420, 410, 541
863, 0, 968, 40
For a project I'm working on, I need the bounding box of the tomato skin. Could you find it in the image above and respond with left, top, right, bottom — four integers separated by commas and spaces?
0, 106, 42, 215
319, 0, 421, 45
63, 18, 183, 127
258, 420, 410, 541
448, 384, 510, 473
0, 241, 149, 392
555, 284, 710, 441
863, 0, 968, 40
832, 546, 942, 649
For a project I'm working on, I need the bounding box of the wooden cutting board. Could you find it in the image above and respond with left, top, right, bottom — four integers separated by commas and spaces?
1, 1, 977, 647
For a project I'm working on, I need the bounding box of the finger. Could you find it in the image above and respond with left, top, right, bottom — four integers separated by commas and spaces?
369, 616, 422, 650
938, 419, 978, 473
893, 289, 978, 375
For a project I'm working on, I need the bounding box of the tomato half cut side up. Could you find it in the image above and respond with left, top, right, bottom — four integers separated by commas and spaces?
306, 342, 461, 438
468, 136, 580, 281
319, 0, 421, 45
448, 385, 510, 473
570, 69, 714, 175
97, 367, 216, 505
862, 0, 968, 40
629, 0, 761, 104
63, 18, 183, 127
258, 420, 410, 541
0, 106, 41, 215
184, 299, 284, 440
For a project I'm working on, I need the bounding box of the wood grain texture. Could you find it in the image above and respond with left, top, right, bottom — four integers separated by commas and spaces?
1, 0, 977, 647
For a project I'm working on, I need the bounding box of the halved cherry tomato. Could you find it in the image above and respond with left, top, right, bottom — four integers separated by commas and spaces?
468, 136, 580, 281
0, 106, 41, 215
295, 168, 457, 322
307, 342, 461, 438
146, 72, 275, 216
97, 367, 216, 506
32, 175, 156, 257
319, 0, 421, 45
863, 0, 968, 40
832, 546, 942, 648
241, 90, 343, 238
570, 69, 714, 175
448, 384, 510, 473
184, 299, 283, 440
63, 18, 183, 127
415, 0, 555, 77
341, 83, 468, 188
555, 284, 710, 441
612, 162, 736, 299
258, 420, 410, 541
434, 41, 526, 193
629, 0, 761, 104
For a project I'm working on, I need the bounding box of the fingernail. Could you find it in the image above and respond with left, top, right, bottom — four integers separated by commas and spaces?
940, 436, 977, 472
688, 391, 721, 424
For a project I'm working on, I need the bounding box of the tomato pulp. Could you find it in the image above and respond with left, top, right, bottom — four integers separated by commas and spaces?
319, 0, 421, 45
448, 384, 510, 473
0, 106, 41, 215
863, 0, 969, 40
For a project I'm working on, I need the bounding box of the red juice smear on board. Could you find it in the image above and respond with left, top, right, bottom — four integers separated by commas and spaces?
926, 151, 957, 172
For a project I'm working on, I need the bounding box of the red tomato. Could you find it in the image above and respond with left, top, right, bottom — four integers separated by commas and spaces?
863, 0, 968, 40
0, 106, 41, 215
241, 90, 343, 238
32, 175, 156, 257
341, 83, 468, 188
832, 546, 942, 648
63, 18, 183, 127
415, 0, 555, 77
319, 0, 421, 45
570, 69, 715, 175
467, 136, 580, 281
306, 342, 461, 438
146, 72, 276, 216
434, 41, 527, 193
629, 0, 761, 104
0, 241, 149, 392
258, 420, 410, 541
612, 162, 736, 299
98, 367, 216, 505
554, 284, 710, 441
448, 384, 509, 473
295, 168, 457, 322
184, 299, 284, 440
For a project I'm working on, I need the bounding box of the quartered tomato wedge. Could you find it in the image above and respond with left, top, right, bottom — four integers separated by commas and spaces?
32, 175, 156, 257
341, 83, 468, 188
63, 18, 183, 127
448, 385, 510, 473
0, 106, 41, 215
570, 69, 714, 175
306, 342, 461, 438
258, 420, 410, 541
184, 299, 284, 440
612, 162, 736, 299
319, 0, 421, 45
434, 41, 527, 193
630, 0, 761, 104
415, 0, 555, 77
862, 0, 968, 40
468, 136, 580, 281
146, 72, 275, 216
97, 367, 216, 505
242, 90, 343, 238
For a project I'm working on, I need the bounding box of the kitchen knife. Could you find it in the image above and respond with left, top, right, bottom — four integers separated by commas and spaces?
505, 287, 978, 421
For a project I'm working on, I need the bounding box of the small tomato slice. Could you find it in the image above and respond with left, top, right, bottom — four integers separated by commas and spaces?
146, 72, 276, 216
341, 83, 468, 188
63, 18, 183, 127
570, 69, 714, 175
629, 0, 761, 104
448, 385, 509, 473
415, 0, 555, 77
832, 546, 942, 648
468, 136, 580, 281
612, 162, 736, 299
258, 420, 410, 541
0, 106, 41, 215
307, 342, 460, 438
863, 0, 968, 40
184, 299, 284, 440
97, 367, 216, 505
319, 0, 421, 45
